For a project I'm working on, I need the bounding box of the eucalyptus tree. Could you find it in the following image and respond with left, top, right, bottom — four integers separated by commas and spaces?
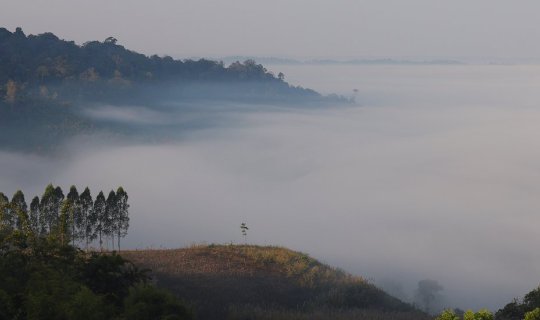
57, 200, 72, 246
29, 196, 40, 234
79, 187, 94, 251
115, 187, 129, 251
66, 185, 81, 246
54, 186, 65, 207
93, 191, 107, 251
40, 184, 62, 233
39, 185, 53, 232
0, 192, 10, 230
105, 190, 117, 250
11, 190, 28, 231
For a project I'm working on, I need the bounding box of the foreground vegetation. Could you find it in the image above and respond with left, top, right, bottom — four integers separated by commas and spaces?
431, 285, 540, 320
122, 244, 427, 320
4, 185, 540, 319
0, 225, 191, 319
496, 287, 540, 320
0, 184, 193, 319
435, 306, 540, 320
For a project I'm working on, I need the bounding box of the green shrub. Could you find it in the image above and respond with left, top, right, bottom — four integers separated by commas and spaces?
436, 309, 460, 320
525, 308, 540, 320
0, 226, 191, 319
437, 309, 493, 320
121, 284, 192, 320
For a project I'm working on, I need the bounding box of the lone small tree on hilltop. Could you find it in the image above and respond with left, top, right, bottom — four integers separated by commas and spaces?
240, 222, 248, 244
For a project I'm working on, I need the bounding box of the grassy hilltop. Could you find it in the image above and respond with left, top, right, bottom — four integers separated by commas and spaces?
122, 244, 429, 320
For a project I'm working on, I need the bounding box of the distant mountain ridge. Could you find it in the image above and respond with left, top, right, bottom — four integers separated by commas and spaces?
217, 56, 464, 66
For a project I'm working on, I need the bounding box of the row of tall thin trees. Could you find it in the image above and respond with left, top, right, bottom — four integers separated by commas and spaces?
0, 184, 129, 251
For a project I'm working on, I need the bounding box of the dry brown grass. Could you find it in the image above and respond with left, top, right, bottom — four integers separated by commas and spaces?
121, 244, 425, 320
123, 244, 364, 288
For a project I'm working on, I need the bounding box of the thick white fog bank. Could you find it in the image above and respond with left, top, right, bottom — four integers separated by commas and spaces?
2, 65, 540, 311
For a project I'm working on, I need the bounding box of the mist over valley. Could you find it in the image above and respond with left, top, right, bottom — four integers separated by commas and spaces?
3, 2, 540, 317
2, 63, 540, 312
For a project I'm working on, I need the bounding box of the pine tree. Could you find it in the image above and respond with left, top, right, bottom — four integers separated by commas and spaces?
93, 191, 107, 251
115, 187, 129, 251
66, 186, 81, 246
80, 187, 94, 251
105, 190, 117, 250
29, 196, 40, 234
11, 190, 28, 231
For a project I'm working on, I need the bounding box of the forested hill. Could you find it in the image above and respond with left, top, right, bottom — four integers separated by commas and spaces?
0, 27, 346, 152
0, 27, 324, 105
0, 27, 276, 83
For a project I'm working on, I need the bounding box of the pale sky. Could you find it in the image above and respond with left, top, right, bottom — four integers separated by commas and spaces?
2, 0, 540, 60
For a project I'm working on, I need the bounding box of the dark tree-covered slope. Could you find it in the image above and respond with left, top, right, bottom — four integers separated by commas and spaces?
0, 27, 322, 104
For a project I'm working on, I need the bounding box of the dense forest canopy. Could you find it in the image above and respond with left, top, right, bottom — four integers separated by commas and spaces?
0, 27, 322, 104
0, 27, 278, 83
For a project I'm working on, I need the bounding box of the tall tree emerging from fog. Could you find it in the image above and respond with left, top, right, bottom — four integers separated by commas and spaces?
115, 187, 129, 251
66, 185, 81, 246
80, 187, 94, 251
105, 190, 117, 250
11, 190, 28, 231
415, 279, 444, 314
29, 196, 40, 234
93, 191, 107, 251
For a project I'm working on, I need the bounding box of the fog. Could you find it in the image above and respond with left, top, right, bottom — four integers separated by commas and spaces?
2, 65, 540, 311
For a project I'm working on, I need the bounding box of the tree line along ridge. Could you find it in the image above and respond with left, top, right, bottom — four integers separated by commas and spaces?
0, 184, 130, 251
0, 27, 320, 105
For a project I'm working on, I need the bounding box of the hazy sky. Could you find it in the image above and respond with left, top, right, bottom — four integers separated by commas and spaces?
2, 0, 540, 60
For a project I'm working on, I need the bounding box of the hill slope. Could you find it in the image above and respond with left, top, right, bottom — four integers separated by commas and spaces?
122, 245, 428, 320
